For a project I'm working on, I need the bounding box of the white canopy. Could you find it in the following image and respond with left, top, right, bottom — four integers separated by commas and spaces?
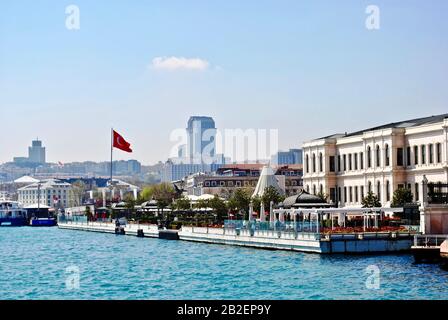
252, 166, 284, 198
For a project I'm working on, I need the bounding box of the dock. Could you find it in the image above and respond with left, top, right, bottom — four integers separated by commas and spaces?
58, 221, 160, 238
58, 221, 415, 254
411, 234, 448, 262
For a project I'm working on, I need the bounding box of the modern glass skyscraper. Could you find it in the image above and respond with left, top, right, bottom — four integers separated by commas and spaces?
186, 116, 216, 164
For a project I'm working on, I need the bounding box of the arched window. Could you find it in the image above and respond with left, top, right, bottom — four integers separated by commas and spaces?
319, 153, 323, 172
385, 144, 390, 166
305, 155, 309, 173
313, 185, 316, 195
306, 185, 310, 193
376, 145, 381, 167
367, 146, 372, 168
436, 143, 442, 163
320, 184, 323, 194
312, 153, 316, 173
377, 181, 381, 200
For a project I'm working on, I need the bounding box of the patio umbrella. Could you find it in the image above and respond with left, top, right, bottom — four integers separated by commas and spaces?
279, 210, 285, 223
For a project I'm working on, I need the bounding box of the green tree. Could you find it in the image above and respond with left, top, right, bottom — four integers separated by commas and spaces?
208, 195, 228, 223
361, 191, 381, 208
316, 191, 328, 202
391, 188, 413, 207
261, 186, 285, 208
228, 188, 251, 219
173, 197, 192, 211
124, 194, 136, 219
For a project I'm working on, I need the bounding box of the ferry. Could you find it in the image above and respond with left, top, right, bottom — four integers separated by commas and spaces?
0, 201, 28, 227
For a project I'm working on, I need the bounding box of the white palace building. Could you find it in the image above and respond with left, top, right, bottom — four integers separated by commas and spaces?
302, 113, 448, 207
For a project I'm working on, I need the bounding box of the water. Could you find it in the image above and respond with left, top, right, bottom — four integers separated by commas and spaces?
0, 227, 447, 300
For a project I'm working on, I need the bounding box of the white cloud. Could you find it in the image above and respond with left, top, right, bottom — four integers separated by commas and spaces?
151, 56, 210, 71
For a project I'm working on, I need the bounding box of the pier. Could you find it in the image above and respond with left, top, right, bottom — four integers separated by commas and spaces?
58, 207, 418, 254
411, 234, 448, 262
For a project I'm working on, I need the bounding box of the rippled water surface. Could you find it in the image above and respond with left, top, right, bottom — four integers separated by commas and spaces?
0, 227, 447, 300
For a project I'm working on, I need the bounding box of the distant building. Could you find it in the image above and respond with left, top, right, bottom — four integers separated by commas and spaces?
162, 116, 226, 182
179, 164, 303, 198
161, 161, 223, 182
302, 113, 448, 207
14, 139, 46, 164
272, 149, 303, 165
18, 179, 72, 208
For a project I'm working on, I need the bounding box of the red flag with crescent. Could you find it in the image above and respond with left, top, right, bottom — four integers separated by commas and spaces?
113, 130, 132, 153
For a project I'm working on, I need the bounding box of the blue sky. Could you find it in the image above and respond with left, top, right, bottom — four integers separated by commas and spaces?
1, 0, 447, 164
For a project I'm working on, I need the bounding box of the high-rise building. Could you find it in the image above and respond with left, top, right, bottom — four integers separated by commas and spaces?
186, 116, 216, 163
13, 139, 46, 164
28, 140, 46, 163
272, 149, 303, 165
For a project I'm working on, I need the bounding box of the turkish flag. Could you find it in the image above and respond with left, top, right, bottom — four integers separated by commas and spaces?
113, 130, 132, 153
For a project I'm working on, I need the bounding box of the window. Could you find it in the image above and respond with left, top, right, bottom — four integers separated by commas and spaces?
343, 155, 347, 171
313, 185, 316, 195
360, 152, 364, 169
414, 146, 419, 165
406, 146, 411, 166
337, 155, 341, 172
329, 156, 335, 172
385, 144, 390, 166
368, 181, 372, 193
305, 155, 309, 173
386, 180, 390, 202
415, 183, 419, 201
360, 186, 364, 200
376, 145, 381, 167
319, 153, 323, 172
344, 187, 347, 202
320, 184, 323, 194
306, 185, 310, 193
367, 146, 372, 168
348, 154, 352, 170
312, 153, 316, 173
377, 181, 381, 200
220, 181, 226, 187
355, 186, 359, 202
349, 187, 353, 202
338, 187, 342, 202
421, 145, 426, 164
397, 148, 404, 166
429, 144, 434, 164
354, 153, 358, 170
436, 143, 442, 163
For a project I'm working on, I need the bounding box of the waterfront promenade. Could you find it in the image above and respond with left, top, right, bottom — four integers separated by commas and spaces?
58, 220, 415, 254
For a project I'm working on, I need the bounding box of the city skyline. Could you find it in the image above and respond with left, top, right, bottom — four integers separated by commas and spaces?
1, 1, 448, 165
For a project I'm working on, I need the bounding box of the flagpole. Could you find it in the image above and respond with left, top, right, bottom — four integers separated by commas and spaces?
110, 128, 113, 185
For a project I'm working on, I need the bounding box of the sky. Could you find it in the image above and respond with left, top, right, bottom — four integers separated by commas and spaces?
1, 0, 447, 165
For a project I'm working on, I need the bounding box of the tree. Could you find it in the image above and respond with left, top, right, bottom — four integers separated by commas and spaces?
173, 197, 192, 211
361, 191, 381, 208
208, 195, 228, 223
391, 188, 413, 207
124, 194, 136, 219
316, 191, 328, 202
70, 180, 87, 207
261, 186, 285, 208
228, 188, 251, 219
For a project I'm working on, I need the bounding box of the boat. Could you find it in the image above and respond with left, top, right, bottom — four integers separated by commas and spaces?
29, 217, 57, 227
0, 201, 28, 227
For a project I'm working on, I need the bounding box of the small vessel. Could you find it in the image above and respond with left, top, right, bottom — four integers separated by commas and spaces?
0, 201, 28, 227
29, 217, 57, 227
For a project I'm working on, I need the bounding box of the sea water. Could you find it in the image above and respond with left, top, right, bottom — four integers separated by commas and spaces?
0, 227, 447, 300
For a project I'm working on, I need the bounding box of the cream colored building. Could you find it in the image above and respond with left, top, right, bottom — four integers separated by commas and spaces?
18, 179, 72, 208
302, 114, 448, 207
